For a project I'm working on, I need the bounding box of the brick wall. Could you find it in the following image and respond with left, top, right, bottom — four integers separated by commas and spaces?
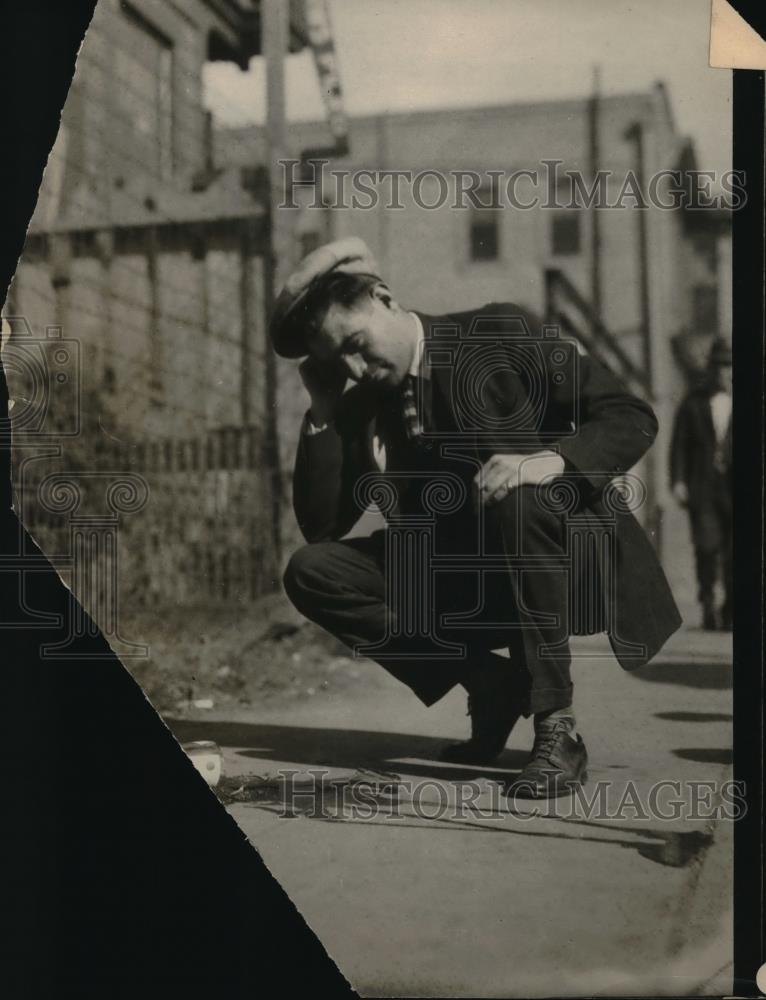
11, 424, 279, 623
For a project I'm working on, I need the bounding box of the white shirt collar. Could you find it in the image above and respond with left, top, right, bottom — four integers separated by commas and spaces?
407, 312, 426, 378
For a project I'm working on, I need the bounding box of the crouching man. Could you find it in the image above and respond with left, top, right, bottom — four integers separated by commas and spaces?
271, 237, 681, 799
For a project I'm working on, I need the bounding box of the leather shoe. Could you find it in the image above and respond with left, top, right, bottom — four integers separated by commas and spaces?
439, 656, 522, 765
506, 719, 588, 799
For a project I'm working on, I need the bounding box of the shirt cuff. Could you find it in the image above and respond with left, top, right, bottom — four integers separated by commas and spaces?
302, 413, 329, 436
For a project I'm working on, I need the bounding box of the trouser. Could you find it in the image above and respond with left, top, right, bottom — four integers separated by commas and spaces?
689, 482, 732, 612
283, 486, 574, 716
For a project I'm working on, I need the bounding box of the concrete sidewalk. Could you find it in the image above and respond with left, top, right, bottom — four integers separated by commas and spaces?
168, 626, 733, 997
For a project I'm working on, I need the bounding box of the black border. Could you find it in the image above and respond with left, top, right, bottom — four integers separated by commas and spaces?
731, 68, 765, 996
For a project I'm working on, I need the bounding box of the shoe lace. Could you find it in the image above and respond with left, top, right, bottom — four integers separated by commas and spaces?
532, 721, 572, 765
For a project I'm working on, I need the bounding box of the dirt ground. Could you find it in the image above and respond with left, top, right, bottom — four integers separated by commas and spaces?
122, 590, 382, 716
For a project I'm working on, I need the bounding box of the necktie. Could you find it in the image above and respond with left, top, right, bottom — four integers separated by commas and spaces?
400, 374, 424, 442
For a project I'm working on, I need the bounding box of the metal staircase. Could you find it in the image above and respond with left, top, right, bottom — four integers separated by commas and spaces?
544, 267, 662, 556
544, 268, 652, 400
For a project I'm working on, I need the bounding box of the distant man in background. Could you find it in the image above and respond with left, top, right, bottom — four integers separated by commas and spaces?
670, 339, 732, 631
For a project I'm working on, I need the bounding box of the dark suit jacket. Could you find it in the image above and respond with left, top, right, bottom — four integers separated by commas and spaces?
669, 387, 732, 503
292, 302, 681, 668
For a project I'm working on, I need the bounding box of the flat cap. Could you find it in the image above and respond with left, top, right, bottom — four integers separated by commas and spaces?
269, 236, 380, 358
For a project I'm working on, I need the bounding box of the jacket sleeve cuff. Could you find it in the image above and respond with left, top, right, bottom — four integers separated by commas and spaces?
558, 442, 619, 498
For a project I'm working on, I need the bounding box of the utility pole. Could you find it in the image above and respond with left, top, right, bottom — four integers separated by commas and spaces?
588, 65, 602, 324
263, 0, 291, 564
624, 119, 660, 552
624, 121, 653, 390
264, 0, 291, 291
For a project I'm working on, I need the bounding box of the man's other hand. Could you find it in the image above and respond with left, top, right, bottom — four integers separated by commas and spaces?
473, 451, 566, 509
671, 481, 689, 507
299, 357, 347, 427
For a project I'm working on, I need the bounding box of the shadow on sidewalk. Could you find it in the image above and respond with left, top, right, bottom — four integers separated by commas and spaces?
655, 711, 732, 722
166, 717, 528, 781
627, 658, 732, 689
672, 747, 733, 765
166, 717, 718, 870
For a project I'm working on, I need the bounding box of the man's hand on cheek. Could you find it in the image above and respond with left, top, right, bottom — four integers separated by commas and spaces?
299, 357, 348, 426
472, 451, 566, 510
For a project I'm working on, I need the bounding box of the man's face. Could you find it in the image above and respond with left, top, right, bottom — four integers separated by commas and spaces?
310, 290, 415, 390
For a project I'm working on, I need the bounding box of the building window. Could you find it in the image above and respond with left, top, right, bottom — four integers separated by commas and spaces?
157, 46, 174, 181
468, 185, 500, 261
470, 218, 499, 261
551, 212, 581, 255
115, 2, 175, 181
692, 284, 719, 334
